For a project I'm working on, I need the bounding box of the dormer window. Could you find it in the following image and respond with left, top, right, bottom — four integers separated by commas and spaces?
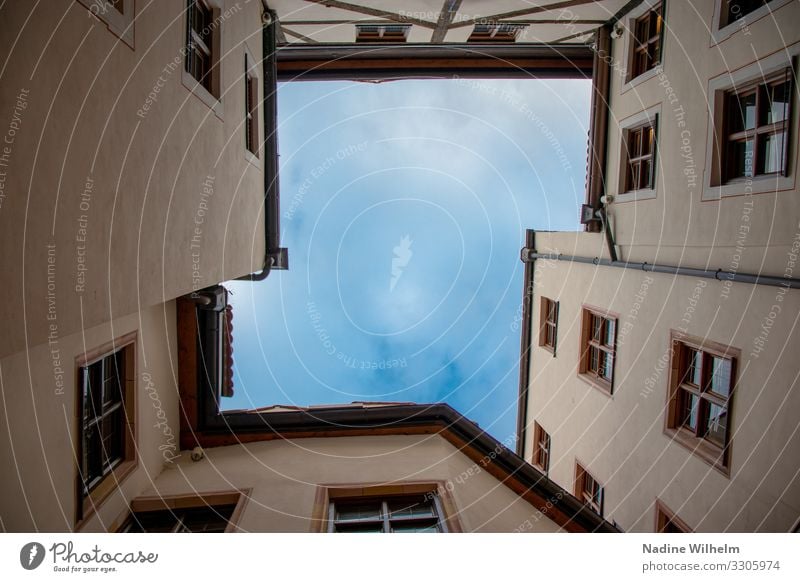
355, 24, 411, 43
468, 23, 526, 43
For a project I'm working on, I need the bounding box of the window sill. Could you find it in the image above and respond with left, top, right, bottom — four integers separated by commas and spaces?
539, 343, 556, 357
703, 173, 793, 201
664, 427, 730, 477
182, 69, 224, 120
577, 372, 613, 397
75, 459, 137, 531
621, 66, 660, 94
532, 462, 548, 475
614, 186, 656, 204
77, 0, 135, 49
245, 149, 261, 169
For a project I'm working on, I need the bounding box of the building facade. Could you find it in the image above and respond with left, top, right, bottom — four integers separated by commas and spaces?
0, 0, 633, 534
517, 0, 800, 532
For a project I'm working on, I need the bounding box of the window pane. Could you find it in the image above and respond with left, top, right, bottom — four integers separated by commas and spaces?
335, 503, 382, 522
683, 348, 702, 386
104, 353, 124, 408
589, 346, 600, 373
629, 128, 642, 158
627, 162, 640, 192
757, 132, 785, 174
725, 0, 768, 24
101, 408, 124, 469
639, 159, 652, 189
680, 390, 699, 432
709, 357, 732, 397
603, 319, 615, 347
83, 423, 103, 487
642, 126, 654, 156
388, 498, 434, 519
602, 353, 613, 381
728, 139, 754, 178
761, 81, 790, 125
180, 505, 237, 532
334, 522, 384, 533
705, 402, 728, 447
729, 91, 756, 133
391, 523, 439, 533
591, 316, 602, 342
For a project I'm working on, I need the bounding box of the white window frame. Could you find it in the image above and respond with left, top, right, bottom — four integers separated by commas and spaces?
703, 44, 798, 200
619, 0, 666, 94
77, 0, 135, 48
710, 0, 793, 45
615, 104, 661, 203
326, 494, 448, 533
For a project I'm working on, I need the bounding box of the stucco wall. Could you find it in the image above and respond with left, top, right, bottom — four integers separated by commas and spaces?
0, 0, 266, 359
524, 240, 800, 532
0, 301, 180, 532
146, 434, 565, 533
604, 0, 800, 274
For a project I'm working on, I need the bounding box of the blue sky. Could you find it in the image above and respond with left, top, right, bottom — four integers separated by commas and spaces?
224, 77, 590, 445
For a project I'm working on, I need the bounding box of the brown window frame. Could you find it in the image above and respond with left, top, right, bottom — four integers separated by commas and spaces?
532, 422, 551, 474
355, 23, 411, 43
75, 332, 137, 527
575, 462, 604, 516
655, 499, 692, 532
579, 307, 618, 394
628, 2, 664, 80
665, 331, 739, 475
538, 297, 559, 354
622, 118, 658, 192
117, 490, 250, 533
721, 69, 793, 183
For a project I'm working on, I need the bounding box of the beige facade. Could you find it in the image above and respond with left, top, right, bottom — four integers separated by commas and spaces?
0, 300, 180, 532
5, 0, 796, 535
0, 0, 267, 359
141, 434, 565, 533
520, 0, 800, 532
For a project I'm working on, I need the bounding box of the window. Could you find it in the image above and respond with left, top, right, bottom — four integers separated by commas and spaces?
579, 307, 617, 393
532, 422, 551, 473
720, 0, 767, 27
185, 0, 221, 104
629, 2, 663, 80
539, 297, 558, 353
575, 463, 603, 516
722, 70, 792, 182
123, 504, 236, 532
623, 120, 657, 192
655, 500, 692, 532
468, 23, 527, 43
76, 0, 134, 47
355, 24, 411, 43
244, 52, 259, 157
119, 491, 247, 533
666, 332, 738, 472
76, 334, 136, 524
328, 494, 446, 533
